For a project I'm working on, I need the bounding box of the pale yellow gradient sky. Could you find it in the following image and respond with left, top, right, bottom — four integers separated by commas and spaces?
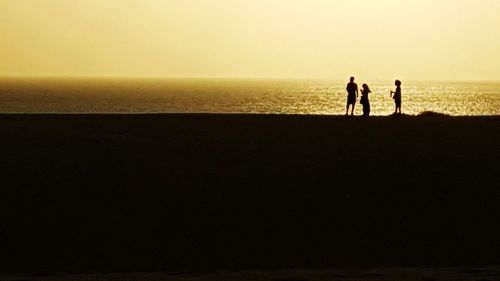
1, 0, 499, 80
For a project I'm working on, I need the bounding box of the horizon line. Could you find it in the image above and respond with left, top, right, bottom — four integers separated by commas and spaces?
0, 74, 499, 83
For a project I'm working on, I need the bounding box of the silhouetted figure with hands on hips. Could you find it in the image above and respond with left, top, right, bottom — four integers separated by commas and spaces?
390, 80, 402, 115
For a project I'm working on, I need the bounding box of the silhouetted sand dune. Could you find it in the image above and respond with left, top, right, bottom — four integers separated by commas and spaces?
0, 114, 498, 276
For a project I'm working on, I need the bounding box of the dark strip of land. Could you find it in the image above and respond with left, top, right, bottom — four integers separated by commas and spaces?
0, 114, 498, 274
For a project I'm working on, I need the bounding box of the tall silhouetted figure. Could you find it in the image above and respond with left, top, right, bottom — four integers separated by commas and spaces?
360, 83, 371, 116
390, 80, 402, 115
346, 76, 358, 116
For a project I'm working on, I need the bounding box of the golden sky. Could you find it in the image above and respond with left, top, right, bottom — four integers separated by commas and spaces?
1, 0, 499, 80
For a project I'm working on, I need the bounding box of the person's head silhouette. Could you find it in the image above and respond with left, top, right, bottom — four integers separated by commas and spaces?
362, 84, 371, 93
395, 80, 402, 86
350, 77, 355, 82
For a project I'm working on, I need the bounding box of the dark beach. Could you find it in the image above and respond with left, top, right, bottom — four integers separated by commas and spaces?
0, 114, 499, 280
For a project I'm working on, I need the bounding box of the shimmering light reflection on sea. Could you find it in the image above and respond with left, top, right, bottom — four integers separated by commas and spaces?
0, 78, 499, 116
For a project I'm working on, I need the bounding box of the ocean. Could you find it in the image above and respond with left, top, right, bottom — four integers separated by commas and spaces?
0, 77, 499, 116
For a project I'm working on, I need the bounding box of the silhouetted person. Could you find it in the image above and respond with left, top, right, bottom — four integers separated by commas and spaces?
346, 76, 358, 116
390, 80, 402, 115
360, 83, 371, 116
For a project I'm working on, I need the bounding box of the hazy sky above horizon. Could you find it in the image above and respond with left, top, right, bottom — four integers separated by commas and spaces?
1, 0, 499, 81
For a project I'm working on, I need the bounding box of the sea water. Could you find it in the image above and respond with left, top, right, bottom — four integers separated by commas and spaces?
0, 77, 499, 116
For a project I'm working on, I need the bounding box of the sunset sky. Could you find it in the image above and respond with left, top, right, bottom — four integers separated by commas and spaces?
1, 0, 499, 80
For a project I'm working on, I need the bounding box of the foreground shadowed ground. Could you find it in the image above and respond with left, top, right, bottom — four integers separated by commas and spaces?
3, 267, 500, 281
0, 114, 499, 275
